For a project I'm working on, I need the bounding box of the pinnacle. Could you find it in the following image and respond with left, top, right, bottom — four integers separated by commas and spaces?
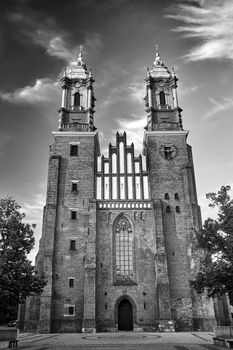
153, 44, 164, 66
77, 45, 85, 66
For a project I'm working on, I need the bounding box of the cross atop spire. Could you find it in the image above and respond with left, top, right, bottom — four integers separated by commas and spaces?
153, 45, 164, 66
67, 45, 89, 79
77, 45, 85, 66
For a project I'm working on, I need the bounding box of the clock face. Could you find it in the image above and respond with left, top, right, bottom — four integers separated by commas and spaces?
159, 144, 178, 160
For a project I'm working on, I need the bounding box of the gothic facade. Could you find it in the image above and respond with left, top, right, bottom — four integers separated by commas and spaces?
23, 48, 217, 333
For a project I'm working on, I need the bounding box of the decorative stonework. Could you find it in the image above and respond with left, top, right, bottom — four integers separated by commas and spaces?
159, 144, 178, 160
97, 201, 151, 209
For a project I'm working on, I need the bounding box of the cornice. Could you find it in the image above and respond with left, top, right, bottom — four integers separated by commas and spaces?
52, 131, 100, 156
52, 131, 98, 137
144, 130, 188, 136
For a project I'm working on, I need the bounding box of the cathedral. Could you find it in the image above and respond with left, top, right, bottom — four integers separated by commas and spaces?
23, 47, 218, 333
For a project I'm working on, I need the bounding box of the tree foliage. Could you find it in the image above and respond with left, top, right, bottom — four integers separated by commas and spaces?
0, 197, 46, 320
192, 186, 233, 300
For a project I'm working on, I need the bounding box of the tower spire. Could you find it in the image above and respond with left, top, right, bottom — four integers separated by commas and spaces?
77, 45, 84, 66
58, 47, 96, 132
144, 46, 183, 131
153, 44, 164, 66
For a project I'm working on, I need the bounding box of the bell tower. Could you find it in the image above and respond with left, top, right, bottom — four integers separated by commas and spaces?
58, 46, 96, 132
144, 47, 215, 331
25, 47, 100, 333
145, 46, 183, 132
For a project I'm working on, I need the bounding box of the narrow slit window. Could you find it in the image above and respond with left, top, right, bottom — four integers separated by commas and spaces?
69, 278, 74, 288
74, 92, 80, 106
176, 206, 181, 213
71, 211, 77, 220
68, 306, 74, 315
96, 177, 102, 199
70, 145, 78, 156
70, 240, 76, 251
72, 183, 78, 191
64, 304, 75, 316
165, 193, 169, 200
174, 193, 179, 200
159, 91, 166, 106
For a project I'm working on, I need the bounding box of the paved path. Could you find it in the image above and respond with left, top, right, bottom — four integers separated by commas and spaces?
17, 331, 223, 350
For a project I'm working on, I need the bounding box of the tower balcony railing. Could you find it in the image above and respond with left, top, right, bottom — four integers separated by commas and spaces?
153, 122, 180, 131
61, 122, 89, 131
158, 104, 171, 110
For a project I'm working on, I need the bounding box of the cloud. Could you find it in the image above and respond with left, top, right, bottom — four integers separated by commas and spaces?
21, 192, 46, 263
203, 97, 233, 119
8, 12, 102, 64
22, 193, 45, 224
166, 0, 233, 61
99, 79, 145, 107
8, 12, 78, 62
0, 78, 60, 104
117, 115, 145, 154
128, 82, 145, 102
179, 84, 202, 97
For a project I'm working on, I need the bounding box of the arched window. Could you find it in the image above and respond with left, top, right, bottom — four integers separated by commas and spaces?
174, 193, 179, 200
175, 206, 181, 213
165, 193, 169, 200
114, 215, 134, 284
166, 205, 170, 213
74, 92, 80, 107
159, 91, 166, 106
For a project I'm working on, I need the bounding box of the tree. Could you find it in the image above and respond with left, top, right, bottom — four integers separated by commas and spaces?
192, 186, 233, 300
0, 197, 46, 323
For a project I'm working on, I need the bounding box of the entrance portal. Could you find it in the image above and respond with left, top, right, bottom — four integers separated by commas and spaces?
118, 299, 133, 331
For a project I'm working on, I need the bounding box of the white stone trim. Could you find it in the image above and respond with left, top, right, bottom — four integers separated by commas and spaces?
144, 130, 188, 136
52, 131, 98, 137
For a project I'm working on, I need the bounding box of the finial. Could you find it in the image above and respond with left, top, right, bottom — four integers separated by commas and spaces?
147, 67, 150, 77
153, 44, 164, 66
172, 67, 176, 77
77, 45, 84, 66
63, 68, 67, 77
89, 68, 92, 78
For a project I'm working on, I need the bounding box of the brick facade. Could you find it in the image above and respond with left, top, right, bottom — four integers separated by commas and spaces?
23, 47, 217, 333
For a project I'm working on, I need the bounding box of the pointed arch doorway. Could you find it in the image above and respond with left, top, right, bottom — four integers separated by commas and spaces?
118, 299, 133, 331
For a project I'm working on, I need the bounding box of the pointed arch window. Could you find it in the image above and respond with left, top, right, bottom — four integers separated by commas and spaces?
114, 215, 135, 285
74, 92, 81, 107
159, 91, 166, 106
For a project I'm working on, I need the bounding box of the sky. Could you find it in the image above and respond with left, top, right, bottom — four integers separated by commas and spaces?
0, 0, 233, 262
